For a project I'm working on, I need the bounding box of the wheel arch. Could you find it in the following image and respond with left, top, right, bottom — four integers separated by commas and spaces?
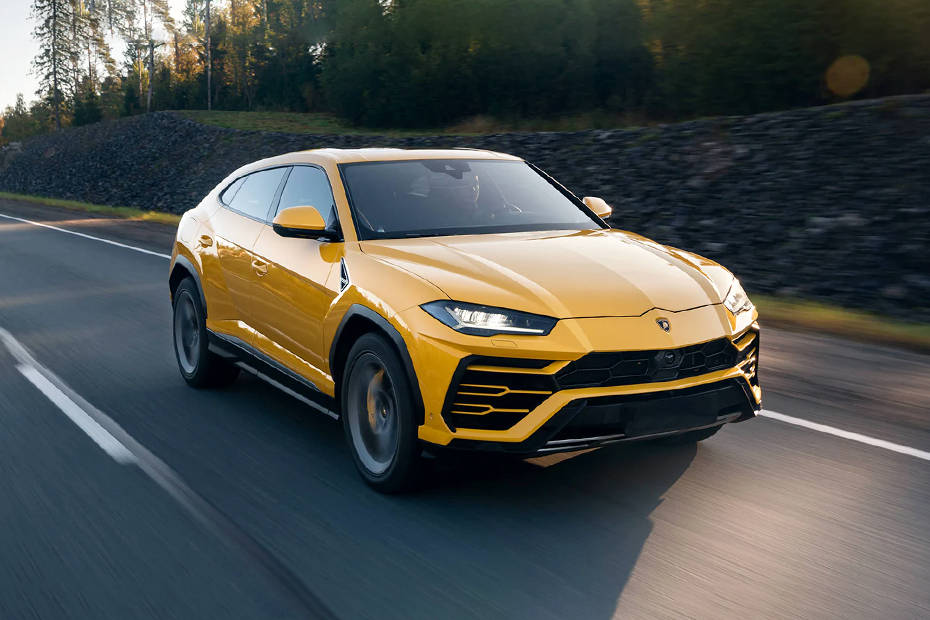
169, 255, 207, 315
330, 305, 425, 425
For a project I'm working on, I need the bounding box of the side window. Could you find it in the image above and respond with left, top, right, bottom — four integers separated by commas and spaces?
219, 176, 245, 205
227, 168, 288, 220
276, 166, 337, 227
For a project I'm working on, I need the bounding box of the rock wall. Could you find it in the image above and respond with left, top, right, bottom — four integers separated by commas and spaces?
2, 96, 928, 321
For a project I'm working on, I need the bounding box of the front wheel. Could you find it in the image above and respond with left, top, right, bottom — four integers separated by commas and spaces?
341, 333, 421, 493
172, 277, 239, 388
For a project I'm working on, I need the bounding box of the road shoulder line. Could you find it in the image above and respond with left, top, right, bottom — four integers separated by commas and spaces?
16, 363, 136, 463
761, 409, 930, 461
0, 211, 171, 259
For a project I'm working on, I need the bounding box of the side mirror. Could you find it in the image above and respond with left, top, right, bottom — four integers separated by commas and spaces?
272, 206, 337, 240
583, 196, 612, 220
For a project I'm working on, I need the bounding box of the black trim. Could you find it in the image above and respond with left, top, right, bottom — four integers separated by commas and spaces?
466, 356, 553, 369
525, 161, 609, 228
440, 357, 470, 432
329, 304, 425, 425
339, 259, 350, 291
169, 255, 207, 314
264, 165, 293, 223
207, 330, 337, 413
271, 222, 341, 241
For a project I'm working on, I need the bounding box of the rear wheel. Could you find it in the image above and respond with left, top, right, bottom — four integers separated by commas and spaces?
341, 333, 420, 493
172, 277, 239, 388
660, 424, 722, 445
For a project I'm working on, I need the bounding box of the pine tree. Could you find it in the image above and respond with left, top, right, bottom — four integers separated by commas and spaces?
32, 0, 78, 130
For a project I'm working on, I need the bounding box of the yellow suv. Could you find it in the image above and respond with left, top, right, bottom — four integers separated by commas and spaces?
169, 148, 760, 491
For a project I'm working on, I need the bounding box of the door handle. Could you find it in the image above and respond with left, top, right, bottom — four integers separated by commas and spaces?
198, 234, 213, 248
251, 259, 268, 276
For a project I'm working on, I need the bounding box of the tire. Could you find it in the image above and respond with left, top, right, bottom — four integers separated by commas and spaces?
172, 277, 240, 388
659, 424, 722, 445
341, 332, 421, 493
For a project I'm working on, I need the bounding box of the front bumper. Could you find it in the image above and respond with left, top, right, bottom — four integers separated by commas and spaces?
445, 378, 757, 455
401, 303, 761, 452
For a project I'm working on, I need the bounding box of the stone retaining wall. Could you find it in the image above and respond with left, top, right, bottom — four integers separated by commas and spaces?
2, 96, 928, 321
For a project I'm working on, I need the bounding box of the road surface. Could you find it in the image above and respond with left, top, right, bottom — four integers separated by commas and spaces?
0, 199, 928, 619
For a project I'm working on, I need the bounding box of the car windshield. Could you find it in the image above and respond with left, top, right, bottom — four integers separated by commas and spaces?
339, 159, 605, 240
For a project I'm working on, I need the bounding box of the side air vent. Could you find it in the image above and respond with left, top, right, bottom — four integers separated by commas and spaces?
443, 358, 557, 431
339, 258, 350, 291
734, 327, 760, 386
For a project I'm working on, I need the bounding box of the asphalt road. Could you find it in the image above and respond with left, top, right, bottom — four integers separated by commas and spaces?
1, 199, 928, 619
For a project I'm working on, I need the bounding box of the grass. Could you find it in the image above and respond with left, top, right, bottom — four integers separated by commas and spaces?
0, 191, 181, 226
1, 191, 927, 352
174, 109, 649, 136
175, 110, 378, 135
754, 294, 930, 353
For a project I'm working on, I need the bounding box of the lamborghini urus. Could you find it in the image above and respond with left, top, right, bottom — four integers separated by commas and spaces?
169, 148, 761, 491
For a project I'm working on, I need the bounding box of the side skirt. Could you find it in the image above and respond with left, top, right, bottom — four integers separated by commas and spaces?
207, 330, 339, 419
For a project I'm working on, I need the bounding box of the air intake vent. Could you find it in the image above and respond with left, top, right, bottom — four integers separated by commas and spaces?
339, 259, 349, 291
735, 327, 760, 386
443, 359, 557, 431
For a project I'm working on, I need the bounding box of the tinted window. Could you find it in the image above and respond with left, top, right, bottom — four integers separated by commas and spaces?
340, 160, 602, 240
276, 166, 337, 227
227, 168, 288, 220
219, 177, 245, 205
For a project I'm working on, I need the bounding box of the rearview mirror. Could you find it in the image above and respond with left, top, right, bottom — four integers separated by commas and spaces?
583, 196, 612, 220
272, 206, 338, 240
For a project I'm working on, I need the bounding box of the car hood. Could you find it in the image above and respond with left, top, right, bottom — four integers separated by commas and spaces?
360, 229, 731, 319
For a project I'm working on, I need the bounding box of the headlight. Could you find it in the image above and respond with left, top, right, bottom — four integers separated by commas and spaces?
421, 301, 557, 336
723, 278, 754, 315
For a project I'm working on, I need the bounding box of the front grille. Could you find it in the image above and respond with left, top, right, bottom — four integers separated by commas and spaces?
554, 338, 737, 389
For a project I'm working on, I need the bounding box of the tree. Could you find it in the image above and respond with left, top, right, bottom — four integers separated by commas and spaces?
1, 94, 43, 142
73, 78, 104, 125
32, 0, 79, 130
206, 0, 211, 109
15, 0, 930, 133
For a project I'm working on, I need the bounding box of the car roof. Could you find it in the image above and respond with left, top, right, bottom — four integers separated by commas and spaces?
308, 147, 521, 164
240, 148, 522, 172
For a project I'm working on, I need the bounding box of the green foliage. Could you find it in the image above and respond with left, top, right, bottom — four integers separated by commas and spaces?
646, 0, 930, 117
73, 80, 103, 126
12, 0, 930, 136
1, 96, 49, 143
31, 0, 79, 129
321, 0, 651, 127
0, 191, 182, 226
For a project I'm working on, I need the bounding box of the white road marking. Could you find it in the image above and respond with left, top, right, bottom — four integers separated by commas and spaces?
16, 364, 136, 463
0, 211, 171, 259
0, 327, 135, 463
4, 209, 929, 464
761, 409, 930, 461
